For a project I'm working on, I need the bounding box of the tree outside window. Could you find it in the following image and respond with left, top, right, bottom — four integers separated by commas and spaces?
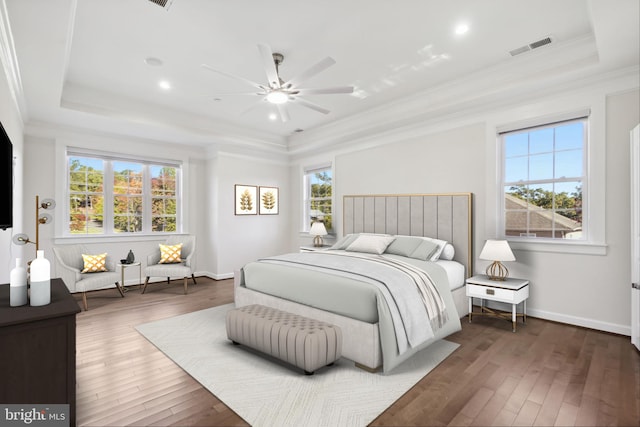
305, 167, 332, 231
69, 157, 104, 234
67, 154, 180, 235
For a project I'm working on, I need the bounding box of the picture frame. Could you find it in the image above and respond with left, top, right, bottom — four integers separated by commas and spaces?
259, 186, 279, 215
235, 185, 258, 215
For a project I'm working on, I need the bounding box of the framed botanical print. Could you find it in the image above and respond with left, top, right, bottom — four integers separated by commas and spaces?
235, 184, 257, 215
259, 186, 279, 215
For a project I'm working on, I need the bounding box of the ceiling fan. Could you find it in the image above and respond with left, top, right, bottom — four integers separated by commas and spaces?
201, 44, 354, 122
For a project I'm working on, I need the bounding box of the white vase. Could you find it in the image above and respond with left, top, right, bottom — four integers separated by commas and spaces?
9, 257, 28, 307
30, 250, 51, 306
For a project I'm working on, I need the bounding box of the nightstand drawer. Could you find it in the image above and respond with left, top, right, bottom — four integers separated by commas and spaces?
466, 283, 529, 304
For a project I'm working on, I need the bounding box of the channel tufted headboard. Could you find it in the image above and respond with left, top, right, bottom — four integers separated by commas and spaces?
343, 193, 473, 278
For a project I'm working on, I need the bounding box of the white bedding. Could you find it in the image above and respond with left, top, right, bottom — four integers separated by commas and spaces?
435, 260, 466, 290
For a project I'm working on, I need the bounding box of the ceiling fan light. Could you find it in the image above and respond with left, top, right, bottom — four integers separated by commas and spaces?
266, 90, 288, 104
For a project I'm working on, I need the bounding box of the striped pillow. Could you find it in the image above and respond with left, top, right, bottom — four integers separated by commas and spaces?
82, 253, 107, 273
159, 243, 183, 264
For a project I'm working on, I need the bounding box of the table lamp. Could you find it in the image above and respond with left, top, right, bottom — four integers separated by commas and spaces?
479, 239, 515, 281
309, 221, 328, 247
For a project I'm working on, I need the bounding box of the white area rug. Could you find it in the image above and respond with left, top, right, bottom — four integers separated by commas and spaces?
135, 304, 458, 427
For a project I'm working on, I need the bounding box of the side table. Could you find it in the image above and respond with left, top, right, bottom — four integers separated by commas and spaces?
118, 262, 142, 291
466, 275, 529, 332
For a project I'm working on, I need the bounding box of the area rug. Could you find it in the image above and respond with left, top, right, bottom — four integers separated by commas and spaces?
135, 304, 459, 427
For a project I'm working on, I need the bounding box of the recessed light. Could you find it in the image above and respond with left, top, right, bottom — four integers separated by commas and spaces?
158, 80, 171, 90
144, 57, 164, 67
455, 23, 469, 35
268, 113, 278, 121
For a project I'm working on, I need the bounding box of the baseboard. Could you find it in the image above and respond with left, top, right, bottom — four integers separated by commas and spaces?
205, 271, 234, 280
478, 300, 631, 336
122, 271, 232, 286
527, 307, 631, 337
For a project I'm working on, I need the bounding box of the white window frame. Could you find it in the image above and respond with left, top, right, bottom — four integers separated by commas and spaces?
302, 163, 333, 233
494, 107, 607, 255
64, 149, 182, 236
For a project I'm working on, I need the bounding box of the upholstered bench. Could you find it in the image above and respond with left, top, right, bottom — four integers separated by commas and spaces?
226, 304, 342, 375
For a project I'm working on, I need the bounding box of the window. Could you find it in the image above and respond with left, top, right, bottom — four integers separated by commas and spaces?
500, 117, 586, 240
303, 165, 332, 232
67, 152, 180, 235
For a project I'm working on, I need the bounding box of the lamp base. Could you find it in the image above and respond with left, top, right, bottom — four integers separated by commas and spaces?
486, 261, 509, 281
313, 235, 324, 247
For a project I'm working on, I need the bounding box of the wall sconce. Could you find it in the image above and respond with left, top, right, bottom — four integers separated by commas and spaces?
12, 195, 56, 252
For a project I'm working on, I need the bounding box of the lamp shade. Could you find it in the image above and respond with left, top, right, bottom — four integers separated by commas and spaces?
479, 240, 515, 262
309, 221, 327, 236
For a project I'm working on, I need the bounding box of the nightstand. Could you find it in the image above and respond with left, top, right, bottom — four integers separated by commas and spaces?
466, 275, 529, 332
300, 245, 331, 252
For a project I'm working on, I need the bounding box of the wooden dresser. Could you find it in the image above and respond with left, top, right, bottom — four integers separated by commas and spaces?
0, 278, 80, 425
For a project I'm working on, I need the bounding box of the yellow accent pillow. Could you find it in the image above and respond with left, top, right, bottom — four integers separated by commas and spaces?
81, 253, 107, 273
159, 243, 183, 264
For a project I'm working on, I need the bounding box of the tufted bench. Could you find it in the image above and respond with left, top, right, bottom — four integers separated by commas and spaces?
226, 304, 342, 375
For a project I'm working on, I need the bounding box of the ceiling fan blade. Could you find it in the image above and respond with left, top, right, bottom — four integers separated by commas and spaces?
200, 92, 263, 98
285, 57, 336, 88
257, 44, 281, 89
201, 63, 265, 90
277, 104, 290, 122
295, 86, 354, 95
294, 98, 330, 115
238, 97, 269, 116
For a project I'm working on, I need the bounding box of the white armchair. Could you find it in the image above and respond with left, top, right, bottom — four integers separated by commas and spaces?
53, 245, 124, 310
142, 235, 197, 295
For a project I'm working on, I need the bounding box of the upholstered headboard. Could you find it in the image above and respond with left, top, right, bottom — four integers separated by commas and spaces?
343, 193, 473, 278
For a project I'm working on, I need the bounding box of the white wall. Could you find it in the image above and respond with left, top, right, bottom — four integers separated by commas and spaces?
208, 152, 291, 278
17, 128, 214, 285
293, 82, 639, 336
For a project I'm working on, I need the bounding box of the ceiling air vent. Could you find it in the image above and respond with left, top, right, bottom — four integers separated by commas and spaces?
509, 36, 554, 57
147, 0, 173, 10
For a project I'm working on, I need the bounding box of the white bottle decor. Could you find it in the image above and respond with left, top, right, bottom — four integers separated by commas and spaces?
9, 257, 28, 307
30, 250, 51, 306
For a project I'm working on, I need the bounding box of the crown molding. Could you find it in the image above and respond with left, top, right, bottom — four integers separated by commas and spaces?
0, 0, 27, 123
288, 40, 638, 158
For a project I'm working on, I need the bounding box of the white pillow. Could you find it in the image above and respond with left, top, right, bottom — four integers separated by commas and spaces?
346, 235, 396, 254
440, 243, 455, 261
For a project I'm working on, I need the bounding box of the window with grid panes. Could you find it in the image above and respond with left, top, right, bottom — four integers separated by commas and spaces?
66, 152, 180, 235
500, 117, 586, 240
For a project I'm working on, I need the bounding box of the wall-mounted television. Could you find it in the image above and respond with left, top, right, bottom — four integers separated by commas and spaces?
0, 121, 13, 230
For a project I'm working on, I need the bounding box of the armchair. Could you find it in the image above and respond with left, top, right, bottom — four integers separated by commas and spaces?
142, 235, 197, 295
53, 245, 124, 310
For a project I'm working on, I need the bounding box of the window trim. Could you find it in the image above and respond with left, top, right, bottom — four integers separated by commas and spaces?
302, 162, 333, 233
493, 106, 607, 256
62, 147, 183, 237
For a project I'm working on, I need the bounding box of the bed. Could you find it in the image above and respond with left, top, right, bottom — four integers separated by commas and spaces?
234, 193, 473, 373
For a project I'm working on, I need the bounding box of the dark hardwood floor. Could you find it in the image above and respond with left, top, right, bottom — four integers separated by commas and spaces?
74, 277, 640, 426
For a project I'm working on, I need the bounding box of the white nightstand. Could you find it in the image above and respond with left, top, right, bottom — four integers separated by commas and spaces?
466, 275, 529, 332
